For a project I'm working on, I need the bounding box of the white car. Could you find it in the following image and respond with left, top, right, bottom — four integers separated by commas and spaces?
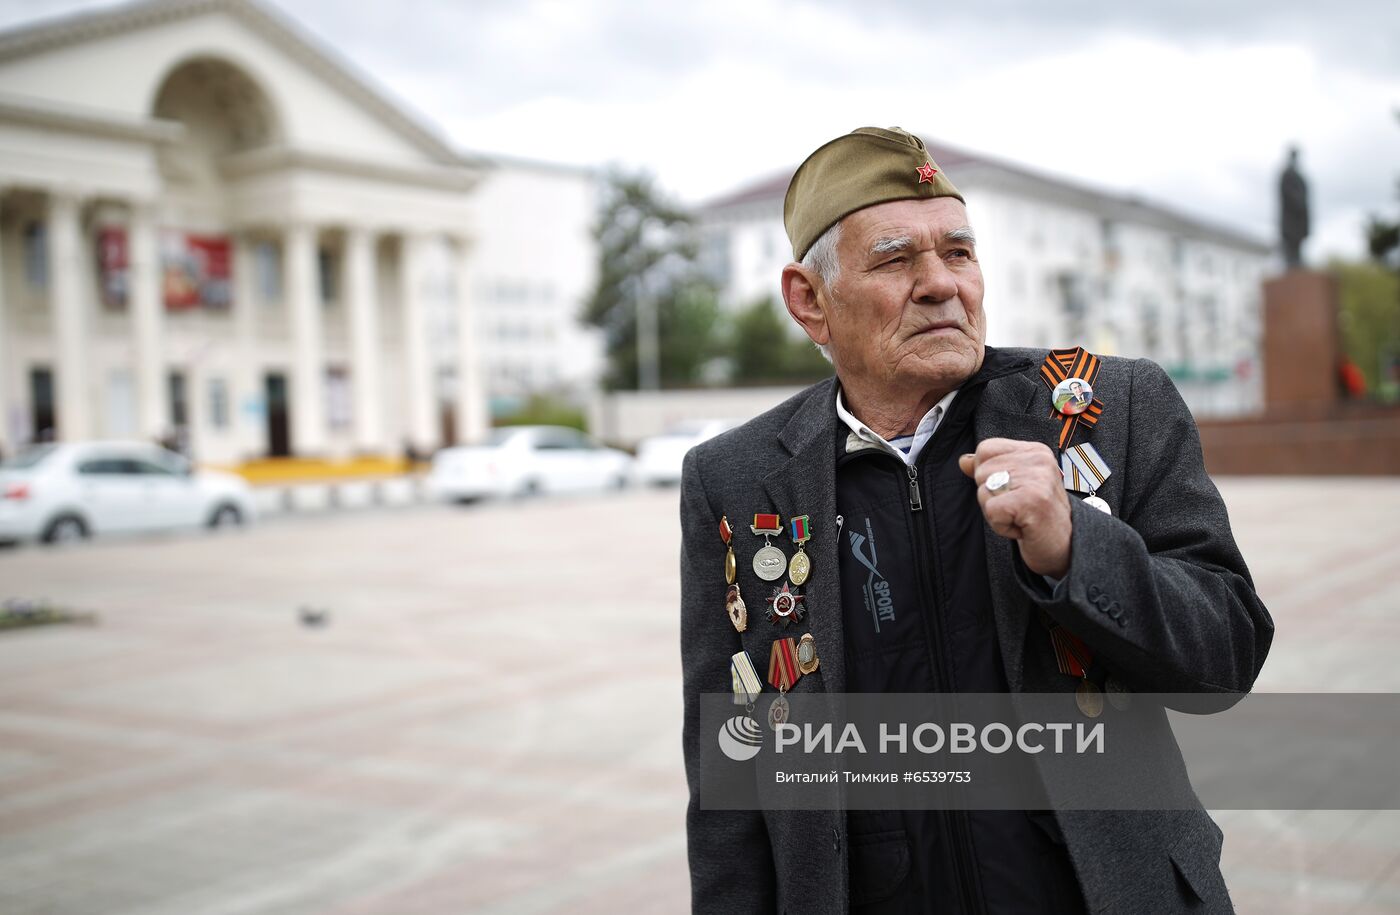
0, 441, 256, 546
428, 426, 633, 502
634, 419, 739, 485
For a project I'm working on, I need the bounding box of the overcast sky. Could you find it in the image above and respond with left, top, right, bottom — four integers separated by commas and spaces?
4, 0, 1399, 259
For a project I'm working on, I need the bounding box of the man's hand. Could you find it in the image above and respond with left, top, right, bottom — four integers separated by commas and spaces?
958, 438, 1072, 579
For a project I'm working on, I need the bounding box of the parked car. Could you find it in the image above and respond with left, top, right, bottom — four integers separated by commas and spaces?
428, 426, 633, 502
0, 441, 256, 546
634, 419, 739, 485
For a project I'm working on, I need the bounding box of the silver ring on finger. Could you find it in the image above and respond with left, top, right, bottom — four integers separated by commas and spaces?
985, 470, 1013, 495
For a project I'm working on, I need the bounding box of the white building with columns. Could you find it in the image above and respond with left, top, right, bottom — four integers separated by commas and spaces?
700, 140, 1273, 416
0, 0, 601, 464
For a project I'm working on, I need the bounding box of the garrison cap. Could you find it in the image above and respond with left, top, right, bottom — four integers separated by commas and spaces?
783, 126, 964, 261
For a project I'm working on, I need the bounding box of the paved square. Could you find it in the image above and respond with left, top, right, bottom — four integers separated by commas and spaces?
1, 478, 1398, 913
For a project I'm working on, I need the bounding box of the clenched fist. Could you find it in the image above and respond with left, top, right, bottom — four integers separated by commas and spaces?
958, 438, 1072, 578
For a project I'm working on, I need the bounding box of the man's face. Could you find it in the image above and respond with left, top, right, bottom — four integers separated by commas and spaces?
1071, 382, 1083, 395
819, 197, 985, 393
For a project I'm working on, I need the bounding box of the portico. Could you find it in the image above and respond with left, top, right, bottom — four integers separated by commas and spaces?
0, 0, 492, 463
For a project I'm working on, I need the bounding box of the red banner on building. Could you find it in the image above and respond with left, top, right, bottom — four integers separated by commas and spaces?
161, 232, 232, 311
96, 226, 129, 310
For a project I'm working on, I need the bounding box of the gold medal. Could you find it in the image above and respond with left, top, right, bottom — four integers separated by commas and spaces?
788, 551, 811, 586
1075, 680, 1104, 718
719, 515, 738, 584
787, 514, 812, 586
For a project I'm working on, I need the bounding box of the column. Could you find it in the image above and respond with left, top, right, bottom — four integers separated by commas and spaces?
344, 226, 383, 452
0, 189, 10, 454
49, 191, 91, 442
452, 236, 489, 443
231, 233, 261, 458
285, 222, 327, 455
398, 232, 435, 450
129, 202, 165, 440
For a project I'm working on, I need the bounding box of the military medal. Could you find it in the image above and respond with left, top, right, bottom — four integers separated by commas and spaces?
731, 649, 762, 707
750, 513, 787, 581
767, 637, 801, 730
1075, 680, 1104, 718
797, 632, 820, 675
1105, 675, 1131, 711
1049, 622, 1101, 718
1060, 443, 1113, 515
787, 514, 812, 586
768, 693, 790, 730
725, 584, 748, 633
765, 581, 806, 626
720, 516, 747, 632
719, 515, 738, 584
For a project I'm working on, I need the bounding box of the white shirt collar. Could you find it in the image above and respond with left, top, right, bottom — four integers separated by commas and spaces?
834, 385, 959, 466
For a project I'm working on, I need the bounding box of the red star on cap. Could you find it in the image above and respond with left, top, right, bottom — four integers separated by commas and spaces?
916, 161, 938, 183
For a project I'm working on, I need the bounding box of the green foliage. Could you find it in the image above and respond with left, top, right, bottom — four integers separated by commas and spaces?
1331, 259, 1400, 398
582, 169, 722, 390
728, 297, 834, 385
494, 395, 587, 432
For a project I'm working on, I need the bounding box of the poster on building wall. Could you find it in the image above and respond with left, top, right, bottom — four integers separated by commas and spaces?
96, 226, 128, 310
161, 231, 232, 311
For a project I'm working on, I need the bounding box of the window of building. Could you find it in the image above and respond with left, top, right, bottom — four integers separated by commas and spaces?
318, 247, 338, 305
326, 367, 351, 430
168, 371, 188, 431
254, 241, 281, 305
208, 377, 229, 430
22, 221, 48, 290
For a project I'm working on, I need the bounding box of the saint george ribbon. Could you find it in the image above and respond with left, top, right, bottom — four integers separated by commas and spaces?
768, 637, 802, 692
1038, 346, 1105, 451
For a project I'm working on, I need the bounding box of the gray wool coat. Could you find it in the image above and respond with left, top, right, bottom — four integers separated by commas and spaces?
678, 348, 1274, 914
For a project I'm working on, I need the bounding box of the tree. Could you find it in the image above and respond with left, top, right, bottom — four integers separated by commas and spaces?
1354, 109, 1400, 399
582, 169, 721, 390
728, 297, 834, 385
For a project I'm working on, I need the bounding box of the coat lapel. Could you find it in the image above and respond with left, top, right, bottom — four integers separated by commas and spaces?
973, 365, 1061, 691
756, 362, 1062, 696
761, 378, 847, 695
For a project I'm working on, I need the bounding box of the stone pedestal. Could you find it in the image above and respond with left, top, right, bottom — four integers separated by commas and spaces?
1261, 270, 1340, 413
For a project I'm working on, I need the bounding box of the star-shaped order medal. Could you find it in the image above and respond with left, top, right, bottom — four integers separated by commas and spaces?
916, 161, 938, 184
765, 581, 805, 626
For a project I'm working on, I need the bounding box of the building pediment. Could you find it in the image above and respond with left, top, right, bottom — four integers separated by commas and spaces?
0, 0, 479, 174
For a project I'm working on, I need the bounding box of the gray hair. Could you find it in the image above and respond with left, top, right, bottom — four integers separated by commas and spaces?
800, 222, 842, 361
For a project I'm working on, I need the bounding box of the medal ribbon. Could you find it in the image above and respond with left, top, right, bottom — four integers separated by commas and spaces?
1050, 626, 1094, 679
751, 513, 781, 535
768, 637, 801, 691
1060, 443, 1111, 494
731, 650, 762, 704
790, 515, 811, 544
1038, 347, 1105, 451
719, 515, 733, 545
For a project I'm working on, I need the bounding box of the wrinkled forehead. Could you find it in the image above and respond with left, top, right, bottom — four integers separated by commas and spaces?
840, 197, 973, 251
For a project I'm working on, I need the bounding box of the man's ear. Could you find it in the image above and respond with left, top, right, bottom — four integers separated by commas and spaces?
781, 263, 831, 347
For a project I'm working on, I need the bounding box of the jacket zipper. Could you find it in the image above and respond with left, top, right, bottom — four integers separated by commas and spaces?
901, 456, 985, 915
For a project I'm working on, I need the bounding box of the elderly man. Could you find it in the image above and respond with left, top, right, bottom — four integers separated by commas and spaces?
678, 127, 1273, 913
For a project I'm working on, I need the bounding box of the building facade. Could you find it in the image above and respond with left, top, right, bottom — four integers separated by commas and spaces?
0, 0, 601, 464
700, 141, 1273, 416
